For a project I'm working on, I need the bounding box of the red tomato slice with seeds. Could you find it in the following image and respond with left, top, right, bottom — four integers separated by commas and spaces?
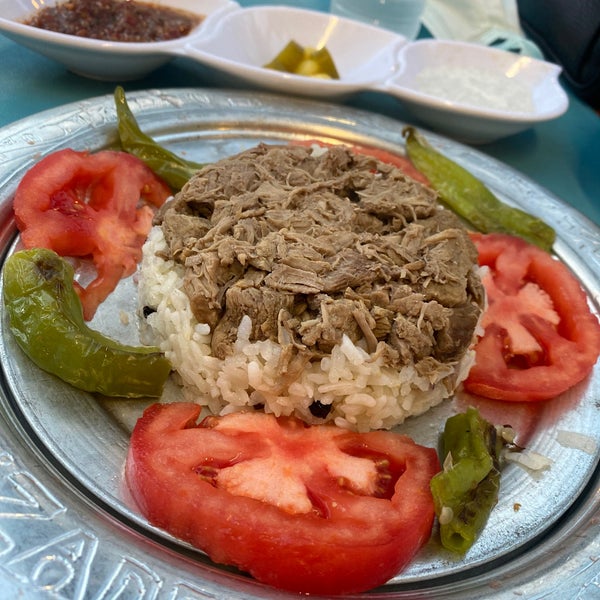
13, 148, 170, 320
465, 233, 600, 401
126, 403, 440, 595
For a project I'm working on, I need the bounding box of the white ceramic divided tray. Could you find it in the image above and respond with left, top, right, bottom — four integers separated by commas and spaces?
0, 1, 568, 142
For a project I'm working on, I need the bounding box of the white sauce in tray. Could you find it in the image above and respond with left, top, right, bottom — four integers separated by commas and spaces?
415, 66, 535, 113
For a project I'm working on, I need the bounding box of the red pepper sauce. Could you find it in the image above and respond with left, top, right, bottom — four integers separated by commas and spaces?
22, 0, 203, 43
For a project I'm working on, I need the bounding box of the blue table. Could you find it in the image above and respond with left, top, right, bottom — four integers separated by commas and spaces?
1, 0, 598, 226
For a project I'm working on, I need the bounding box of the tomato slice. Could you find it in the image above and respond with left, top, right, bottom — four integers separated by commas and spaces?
293, 139, 430, 185
464, 233, 600, 401
126, 403, 440, 595
13, 148, 171, 320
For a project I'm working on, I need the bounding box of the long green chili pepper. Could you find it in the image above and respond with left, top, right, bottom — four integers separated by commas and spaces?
3, 248, 171, 398
114, 86, 204, 190
430, 407, 505, 554
403, 127, 556, 252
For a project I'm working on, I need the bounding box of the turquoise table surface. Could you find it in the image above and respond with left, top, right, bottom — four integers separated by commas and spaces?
0, 0, 598, 227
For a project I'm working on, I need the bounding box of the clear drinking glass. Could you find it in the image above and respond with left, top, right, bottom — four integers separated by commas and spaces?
330, 0, 426, 39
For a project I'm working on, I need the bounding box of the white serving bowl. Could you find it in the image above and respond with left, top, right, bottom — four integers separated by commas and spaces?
380, 39, 569, 144
0, 0, 238, 81
180, 6, 407, 98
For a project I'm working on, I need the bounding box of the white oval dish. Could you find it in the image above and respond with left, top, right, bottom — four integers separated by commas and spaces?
180, 6, 407, 98
0, 0, 239, 81
380, 39, 569, 144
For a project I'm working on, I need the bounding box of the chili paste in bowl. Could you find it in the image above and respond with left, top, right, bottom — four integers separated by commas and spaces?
22, 0, 202, 43
0, 0, 237, 80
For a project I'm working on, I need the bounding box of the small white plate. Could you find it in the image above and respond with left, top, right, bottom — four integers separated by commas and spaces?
380, 39, 569, 144
0, 0, 238, 81
180, 6, 406, 98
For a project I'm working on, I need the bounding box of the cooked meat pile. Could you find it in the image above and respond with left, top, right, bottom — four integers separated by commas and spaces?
153, 143, 484, 380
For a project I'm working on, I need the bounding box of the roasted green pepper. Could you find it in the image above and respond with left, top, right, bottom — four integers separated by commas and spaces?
264, 40, 340, 79
430, 407, 504, 554
114, 86, 204, 191
403, 127, 555, 252
3, 248, 171, 398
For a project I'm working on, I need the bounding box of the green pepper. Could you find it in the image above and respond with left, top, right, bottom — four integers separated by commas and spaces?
430, 407, 504, 554
403, 127, 556, 252
264, 40, 305, 73
3, 248, 171, 398
264, 40, 340, 79
114, 86, 204, 191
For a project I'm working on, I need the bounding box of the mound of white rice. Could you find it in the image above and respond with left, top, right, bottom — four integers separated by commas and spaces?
138, 227, 476, 432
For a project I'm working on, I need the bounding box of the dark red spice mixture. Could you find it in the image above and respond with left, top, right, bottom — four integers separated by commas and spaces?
22, 0, 203, 43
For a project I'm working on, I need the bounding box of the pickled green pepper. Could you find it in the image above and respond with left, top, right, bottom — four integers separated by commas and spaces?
3, 248, 171, 398
264, 40, 340, 79
114, 86, 204, 191
403, 127, 556, 252
430, 407, 504, 554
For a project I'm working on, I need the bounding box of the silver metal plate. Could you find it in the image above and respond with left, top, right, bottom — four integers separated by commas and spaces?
0, 88, 599, 599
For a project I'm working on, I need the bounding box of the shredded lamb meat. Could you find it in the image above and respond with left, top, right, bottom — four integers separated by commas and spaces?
153, 143, 484, 378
